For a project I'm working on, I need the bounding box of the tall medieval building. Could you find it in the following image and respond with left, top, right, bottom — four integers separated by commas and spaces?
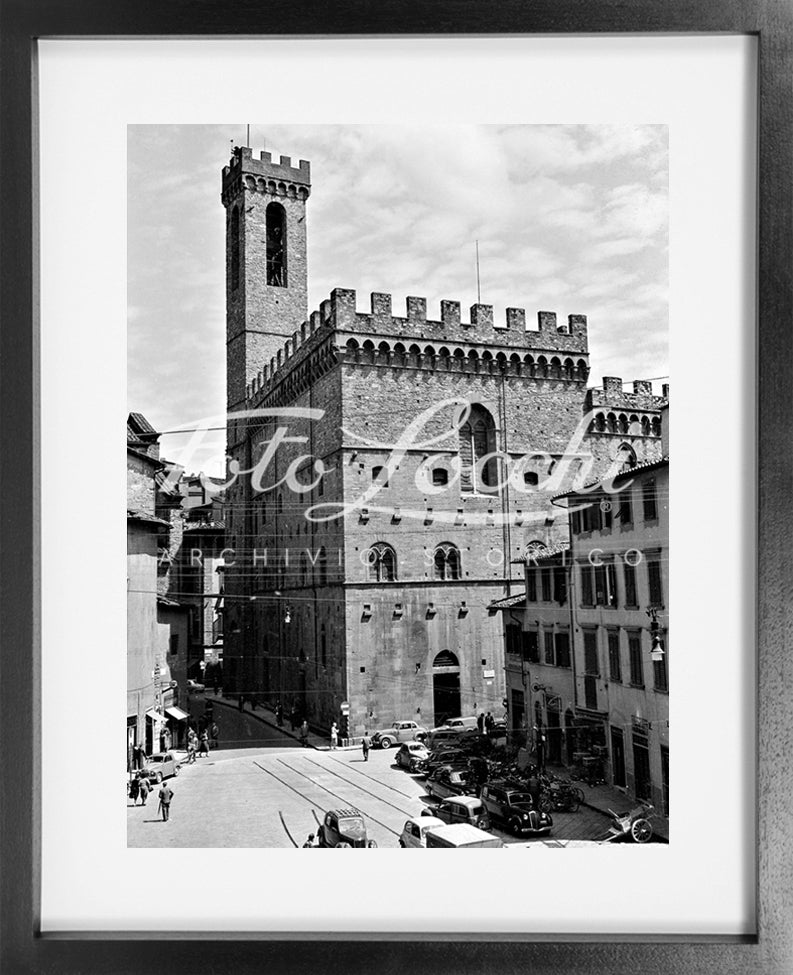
221, 145, 667, 737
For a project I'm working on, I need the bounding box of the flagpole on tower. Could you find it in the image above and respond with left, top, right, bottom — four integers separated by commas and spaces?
246, 124, 250, 147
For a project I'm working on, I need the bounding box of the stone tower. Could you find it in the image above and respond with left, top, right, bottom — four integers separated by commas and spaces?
221, 146, 311, 413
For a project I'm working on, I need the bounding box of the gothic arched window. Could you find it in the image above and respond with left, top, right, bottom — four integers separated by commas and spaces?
617, 443, 637, 471
317, 546, 328, 586
433, 543, 461, 580
367, 542, 397, 582
266, 202, 287, 287
230, 205, 240, 291
459, 404, 498, 493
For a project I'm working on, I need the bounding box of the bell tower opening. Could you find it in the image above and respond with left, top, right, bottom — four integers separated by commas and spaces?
266, 202, 287, 287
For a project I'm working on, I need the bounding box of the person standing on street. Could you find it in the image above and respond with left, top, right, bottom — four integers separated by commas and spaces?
330, 722, 338, 750
199, 730, 209, 757
477, 712, 485, 733
361, 732, 371, 762
485, 712, 494, 733
129, 775, 140, 805
138, 773, 151, 806
300, 720, 309, 747
210, 722, 219, 750
158, 783, 174, 822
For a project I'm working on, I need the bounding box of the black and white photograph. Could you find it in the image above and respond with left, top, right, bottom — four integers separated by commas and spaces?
126, 123, 669, 850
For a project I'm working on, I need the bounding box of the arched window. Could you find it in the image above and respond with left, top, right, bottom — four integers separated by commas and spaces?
641, 416, 651, 436
618, 413, 629, 434
459, 404, 497, 493
230, 205, 240, 291
266, 202, 287, 287
432, 467, 449, 486
433, 649, 459, 668
317, 546, 328, 586
367, 542, 396, 582
617, 443, 637, 471
607, 412, 618, 433
433, 543, 461, 580
595, 413, 606, 432
652, 415, 662, 437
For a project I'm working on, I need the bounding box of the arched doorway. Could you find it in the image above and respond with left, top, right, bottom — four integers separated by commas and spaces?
432, 650, 461, 725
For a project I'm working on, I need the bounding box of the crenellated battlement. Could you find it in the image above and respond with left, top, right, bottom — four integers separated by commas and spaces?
221, 146, 311, 206
585, 377, 668, 439
244, 288, 593, 401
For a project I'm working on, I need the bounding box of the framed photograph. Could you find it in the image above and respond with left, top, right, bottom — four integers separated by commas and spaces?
2, 2, 791, 973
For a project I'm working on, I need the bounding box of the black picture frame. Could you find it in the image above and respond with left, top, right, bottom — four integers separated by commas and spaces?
1, 2, 791, 973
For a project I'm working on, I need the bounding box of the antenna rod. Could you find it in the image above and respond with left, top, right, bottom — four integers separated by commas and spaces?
475, 240, 481, 304
246, 124, 250, 147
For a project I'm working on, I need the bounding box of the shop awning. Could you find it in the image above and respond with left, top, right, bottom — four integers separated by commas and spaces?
165, 706, 189, 722
145, 709, 167, 723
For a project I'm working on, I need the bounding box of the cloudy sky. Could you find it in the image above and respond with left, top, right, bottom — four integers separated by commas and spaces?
128, 124, 668, 475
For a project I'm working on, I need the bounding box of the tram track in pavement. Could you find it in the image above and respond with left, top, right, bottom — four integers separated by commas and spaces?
298, 756, 418, 810
252, 758, 402, 837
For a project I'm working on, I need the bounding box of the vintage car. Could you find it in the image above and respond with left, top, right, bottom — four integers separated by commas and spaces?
370, 720, 428, 749
142, 752, 179, 783
317, 808, 378, 848
394, 741, 430, 771
424, 823, 504, 849
398, 815, 446, 848
419, 747, 471, 778
422, 795, 491, 831
480, 782, 553, 836
425, 766, 474, 800
439, 716, 479, 731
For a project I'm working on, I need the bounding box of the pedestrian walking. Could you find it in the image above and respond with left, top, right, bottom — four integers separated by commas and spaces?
128, 776, 140, 804
199, 730, 209, 757
138, 774, 151, 806
158, 783, 174, 822
210, 722, 219, 750
477, 711, 485, 733
302, 833, 316, 848
485, 711, 494, 733
300, 720, 309, 747
361, 732, 371, 762
186, 740, 196, 764
330, 722, 338, 750
132, 744, 145, 770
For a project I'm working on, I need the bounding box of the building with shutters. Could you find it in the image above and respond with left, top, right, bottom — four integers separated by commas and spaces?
495, 407, 669, 820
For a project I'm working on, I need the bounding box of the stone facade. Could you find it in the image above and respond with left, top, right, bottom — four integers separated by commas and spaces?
221, 147, 668, 739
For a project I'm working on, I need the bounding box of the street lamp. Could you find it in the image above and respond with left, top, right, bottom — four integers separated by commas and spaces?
646, 607, 665, 662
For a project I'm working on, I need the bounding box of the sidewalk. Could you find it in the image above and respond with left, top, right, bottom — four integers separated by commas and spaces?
546, 765, 669, 841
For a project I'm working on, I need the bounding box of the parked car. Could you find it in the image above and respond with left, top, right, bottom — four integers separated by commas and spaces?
425, 727, 477, 750
317, 808, 378, 848
422, 795, 490, 831
395, 741, 430, 771
187, 679, 205, 693
425, 766, 474, 800
420, 747, 470, 777
440, 716, 478, 731
398, 815, 446, 848
370, 720, 428, 749
480, 782, 553, 836
424, 823, 504, 849
142, 752, 179, 783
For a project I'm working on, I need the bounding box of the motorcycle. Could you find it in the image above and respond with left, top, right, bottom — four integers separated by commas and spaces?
602, 801, 656, 843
